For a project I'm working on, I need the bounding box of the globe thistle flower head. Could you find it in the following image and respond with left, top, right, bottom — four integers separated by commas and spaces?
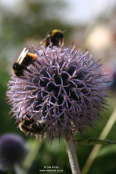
6, 45, 108, 139
0, 133, 27, 172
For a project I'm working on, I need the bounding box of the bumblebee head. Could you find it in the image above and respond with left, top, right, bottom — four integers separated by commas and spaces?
12, 63, 25, 77
12, 62, 25, 72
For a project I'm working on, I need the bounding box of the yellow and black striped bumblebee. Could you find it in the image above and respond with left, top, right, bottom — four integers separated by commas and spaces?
18, 115, 48, 135
12, 48, 38, 77
41, 29, 64, 47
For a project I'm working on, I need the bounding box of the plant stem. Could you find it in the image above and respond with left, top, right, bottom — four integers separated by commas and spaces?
14, 164, 26, 174
23, 138, 41, 171
81, 107, 116, 174
64, 134, 81, 174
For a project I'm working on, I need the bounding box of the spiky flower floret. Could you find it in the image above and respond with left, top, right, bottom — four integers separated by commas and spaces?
0, 133, 27, 172
7, 45, 108, 138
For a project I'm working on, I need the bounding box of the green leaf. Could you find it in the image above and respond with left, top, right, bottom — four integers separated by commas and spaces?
74, 138, 116, 146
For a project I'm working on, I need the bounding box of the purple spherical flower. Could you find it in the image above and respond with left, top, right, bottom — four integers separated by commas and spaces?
0, 133, 27, 172
6, 45, 108, 139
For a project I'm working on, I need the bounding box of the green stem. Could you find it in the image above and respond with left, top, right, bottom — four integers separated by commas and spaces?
81, 107, 116, 174
64, 134, 81, 174
14, 164, 26, 174
23, 138, 41, 171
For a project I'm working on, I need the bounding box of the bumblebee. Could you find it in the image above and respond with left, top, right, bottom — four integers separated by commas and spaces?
18, 116, 48, 135
41, 29, 64, 47
12, 47, 38, 77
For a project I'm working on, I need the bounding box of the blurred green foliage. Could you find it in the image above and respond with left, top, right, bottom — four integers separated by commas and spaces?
0, 1, 116, 174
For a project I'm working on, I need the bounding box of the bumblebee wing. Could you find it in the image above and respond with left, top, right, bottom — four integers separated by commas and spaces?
17, 47, 29, 64
40, 34, 51, 45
